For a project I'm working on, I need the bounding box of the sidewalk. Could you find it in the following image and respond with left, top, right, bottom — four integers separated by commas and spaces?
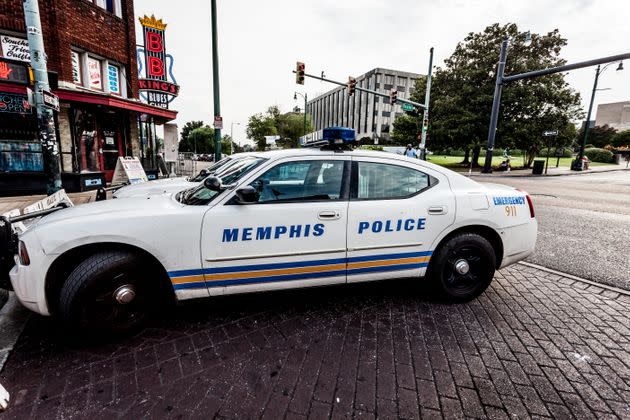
1, 263, 628, 418
467, 163, 629, 178
0, 191, 98, 216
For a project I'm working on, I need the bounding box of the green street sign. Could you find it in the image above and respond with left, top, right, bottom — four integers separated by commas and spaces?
401, 103, 415, 112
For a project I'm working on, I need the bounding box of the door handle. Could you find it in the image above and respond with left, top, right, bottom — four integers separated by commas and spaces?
318, 210, 341, 220
428, 206, 447, 215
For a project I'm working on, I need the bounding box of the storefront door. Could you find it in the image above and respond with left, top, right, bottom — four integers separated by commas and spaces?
99, 115, 123, 182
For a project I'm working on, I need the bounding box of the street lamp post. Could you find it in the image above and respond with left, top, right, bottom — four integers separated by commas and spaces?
294, 92, 308, 137
572, 61, 623, 170
230, 122, 240, 154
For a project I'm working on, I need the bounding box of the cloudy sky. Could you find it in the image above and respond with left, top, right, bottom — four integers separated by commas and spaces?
134, 0, 629, 145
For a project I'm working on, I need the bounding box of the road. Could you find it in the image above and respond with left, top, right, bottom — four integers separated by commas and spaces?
479, 170, 630, 291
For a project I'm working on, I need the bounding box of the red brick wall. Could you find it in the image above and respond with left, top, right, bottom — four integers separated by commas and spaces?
0, 0, 138, 98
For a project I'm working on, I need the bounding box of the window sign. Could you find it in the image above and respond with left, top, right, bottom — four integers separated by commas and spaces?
87, 57, 102, 90
0, 35, 30, 62
108, 64, 120, 94
71, 51, 81, 84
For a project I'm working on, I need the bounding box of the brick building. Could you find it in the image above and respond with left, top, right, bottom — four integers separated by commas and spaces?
0, 0, 177, 195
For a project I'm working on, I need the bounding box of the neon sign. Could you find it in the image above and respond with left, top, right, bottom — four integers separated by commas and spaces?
137, 15, 178, 109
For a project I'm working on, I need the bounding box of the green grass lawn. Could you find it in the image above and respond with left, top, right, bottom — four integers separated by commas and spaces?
426, 155, 610, 170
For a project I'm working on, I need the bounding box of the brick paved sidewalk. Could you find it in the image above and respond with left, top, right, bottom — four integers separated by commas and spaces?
1, 264, 629, 419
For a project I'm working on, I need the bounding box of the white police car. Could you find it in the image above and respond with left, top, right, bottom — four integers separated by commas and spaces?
5, 128, 536, 334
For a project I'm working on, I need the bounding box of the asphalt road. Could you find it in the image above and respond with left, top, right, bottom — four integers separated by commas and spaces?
480, 170, 630, 291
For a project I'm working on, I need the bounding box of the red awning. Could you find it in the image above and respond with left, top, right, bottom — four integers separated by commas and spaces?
56, 89, 177, 121
0, 82, 178, 121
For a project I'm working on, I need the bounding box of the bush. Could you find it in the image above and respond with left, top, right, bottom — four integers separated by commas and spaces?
539, 147, 573, 158
584, 147, 614, 163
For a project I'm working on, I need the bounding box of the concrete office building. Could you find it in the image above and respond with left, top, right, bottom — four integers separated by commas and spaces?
595, 101, 630, 132
305, 68, 422, 143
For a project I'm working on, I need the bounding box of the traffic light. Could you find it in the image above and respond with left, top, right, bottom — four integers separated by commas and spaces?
389, 90, 398, 104
296, 61, 305, 85
347, 76, 357, 95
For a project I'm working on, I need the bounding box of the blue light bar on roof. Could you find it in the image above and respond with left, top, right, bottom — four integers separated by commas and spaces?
322, 127, 355, 145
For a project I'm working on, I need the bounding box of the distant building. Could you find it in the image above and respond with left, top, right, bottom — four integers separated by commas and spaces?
305, 68, 422, 144
595, 101, 630, 131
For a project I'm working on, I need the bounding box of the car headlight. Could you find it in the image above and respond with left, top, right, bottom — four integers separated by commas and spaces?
18, 240, 30, 266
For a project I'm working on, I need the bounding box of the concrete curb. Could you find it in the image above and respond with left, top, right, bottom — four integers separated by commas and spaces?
0, 293, 30, 373
517, 261, 630, 298
468, 167, 629, 178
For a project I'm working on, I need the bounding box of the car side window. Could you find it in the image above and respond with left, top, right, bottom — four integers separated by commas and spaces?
250, 160, 346, 203
356, 161, 431, 200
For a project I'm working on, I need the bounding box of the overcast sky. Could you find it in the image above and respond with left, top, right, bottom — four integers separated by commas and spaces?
134, 0, 630, 145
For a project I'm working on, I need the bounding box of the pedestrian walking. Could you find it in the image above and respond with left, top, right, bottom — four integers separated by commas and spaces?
405, 144, 417, 158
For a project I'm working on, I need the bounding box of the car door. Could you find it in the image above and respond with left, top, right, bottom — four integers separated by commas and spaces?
201, 156, 350, 296
346, 156, 455, 283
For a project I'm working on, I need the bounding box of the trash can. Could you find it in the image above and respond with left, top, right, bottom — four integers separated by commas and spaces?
532, 160, 545, 175
613, 154, 621, 164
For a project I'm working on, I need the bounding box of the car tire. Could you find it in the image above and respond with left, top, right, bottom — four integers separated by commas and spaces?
428, 233, 496, 302
58, 250, 160, 336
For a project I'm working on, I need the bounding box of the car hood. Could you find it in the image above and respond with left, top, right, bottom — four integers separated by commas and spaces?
35, 194, 181, 227
113, 178, 196, 198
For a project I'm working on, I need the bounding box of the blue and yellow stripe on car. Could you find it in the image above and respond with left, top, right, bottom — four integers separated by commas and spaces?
168, 251, 432, 290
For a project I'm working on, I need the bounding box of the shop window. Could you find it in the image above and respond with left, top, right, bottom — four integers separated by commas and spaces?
0, 142, 43, 172
71, 51, 82, 85
87, 56, 103, 91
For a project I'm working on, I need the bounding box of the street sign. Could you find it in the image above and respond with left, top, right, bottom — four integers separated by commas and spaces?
41, 89, 59, 111
543, 130, 558, 136
401, 103, 415, 112
213, 115, 223, 130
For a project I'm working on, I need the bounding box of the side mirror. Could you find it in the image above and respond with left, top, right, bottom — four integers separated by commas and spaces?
234, 186, 259, 204
203, 176, 223, 192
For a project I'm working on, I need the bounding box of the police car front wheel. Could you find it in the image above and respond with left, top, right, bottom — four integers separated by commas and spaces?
58, 250, 161, 335
430, 233, 496, 301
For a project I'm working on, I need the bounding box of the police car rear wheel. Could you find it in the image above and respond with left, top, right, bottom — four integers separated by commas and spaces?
431, 233, 496, 301
59, 251, 157, 336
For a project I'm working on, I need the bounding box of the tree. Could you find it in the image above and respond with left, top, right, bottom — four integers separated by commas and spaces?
611, 130, 630, 148
221, 134, 244, 154
246, 111, 277, 151
179, 121, 204, 152
276, 111, 312, 148
245, 106, 311, 150
576, 124, 617, 148
391, 114, 420, 145
406, 23, 583, 167
188, 126, 214, 154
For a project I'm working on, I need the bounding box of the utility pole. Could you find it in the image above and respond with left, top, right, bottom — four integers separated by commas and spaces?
303, 92, 308, 138
482, 40, 509, 173
419, 47, 434, 160
574, 66, 600, 169
210, 0, 222, 162
23, 0, 61, 194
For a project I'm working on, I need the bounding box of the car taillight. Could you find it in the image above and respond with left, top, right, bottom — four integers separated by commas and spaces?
18, 241, 30, 266
525, 194, 535, 218
515, 189, 535, 218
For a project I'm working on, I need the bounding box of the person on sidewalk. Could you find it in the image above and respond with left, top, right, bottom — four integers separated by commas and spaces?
405, 144, 417, 158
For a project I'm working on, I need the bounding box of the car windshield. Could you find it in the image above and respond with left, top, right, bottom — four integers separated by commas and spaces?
177, 156, 266, 205
186, 157, 233, 182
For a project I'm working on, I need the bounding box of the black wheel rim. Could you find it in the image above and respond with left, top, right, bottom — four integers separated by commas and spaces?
81, 272, 148, 331
443, 245, 491, 296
